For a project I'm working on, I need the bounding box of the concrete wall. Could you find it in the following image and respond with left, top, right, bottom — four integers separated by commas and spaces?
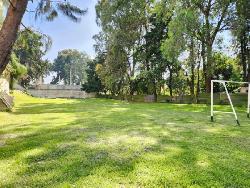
33, 84, 82, 91
28, 84, 95, 99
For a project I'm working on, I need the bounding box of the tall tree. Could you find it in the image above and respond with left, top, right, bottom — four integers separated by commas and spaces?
0, 0, 87, 75
137, 12, 169, 100
161, 1, 200, 99
51, 49, 90, 85
193, 0, 234, 92
95, 0, 148, 95
161, 0, 234, 93
82, 55, 105, 93
13, 28, 52, 86
231, 0, 249, 82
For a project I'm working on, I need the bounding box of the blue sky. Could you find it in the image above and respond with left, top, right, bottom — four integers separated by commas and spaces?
21, 0, 235, 61
23, 0, 100, 61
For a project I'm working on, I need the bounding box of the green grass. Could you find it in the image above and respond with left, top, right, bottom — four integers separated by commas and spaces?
0, 91, 249, 187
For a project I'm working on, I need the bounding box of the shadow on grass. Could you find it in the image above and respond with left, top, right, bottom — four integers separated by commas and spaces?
0, 98, 249, 187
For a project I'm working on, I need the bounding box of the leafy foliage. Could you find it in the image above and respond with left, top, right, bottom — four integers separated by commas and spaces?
13, 28, 52, 86
0, 0, 87, 76
8, 53, 27, 89
35, 0, 87, 22
82, 56, 104, 93
95, 0, 247, 99
51, 49, 90, 85
230, 0, 249, 81
213, 52, 241, 92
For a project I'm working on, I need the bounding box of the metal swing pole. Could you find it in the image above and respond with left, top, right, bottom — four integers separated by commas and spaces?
223, 82, 240, 126
248, 83, 250, 118
211, 80, 214, 122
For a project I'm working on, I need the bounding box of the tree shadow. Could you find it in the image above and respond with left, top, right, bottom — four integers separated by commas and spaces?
0, 98, 249, 187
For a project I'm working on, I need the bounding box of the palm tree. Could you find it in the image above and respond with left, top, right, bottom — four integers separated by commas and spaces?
0, 0, 87, 75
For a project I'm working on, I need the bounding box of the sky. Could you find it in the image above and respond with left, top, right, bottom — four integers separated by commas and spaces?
4, 0, 235, 83
22, 0, 100, 61
22, 0, 234, 61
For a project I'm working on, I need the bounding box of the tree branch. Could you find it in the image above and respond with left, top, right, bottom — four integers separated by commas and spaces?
211, 3, 229, 43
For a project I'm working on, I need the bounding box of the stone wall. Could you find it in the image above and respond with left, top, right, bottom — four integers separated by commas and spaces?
28, 84, 96, 99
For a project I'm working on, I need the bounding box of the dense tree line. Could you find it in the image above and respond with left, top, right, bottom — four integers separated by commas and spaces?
0, 0, 249, 102
88, 0, 249, 101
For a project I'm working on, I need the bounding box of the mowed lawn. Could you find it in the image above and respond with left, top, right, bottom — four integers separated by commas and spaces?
0, 92, 249, 188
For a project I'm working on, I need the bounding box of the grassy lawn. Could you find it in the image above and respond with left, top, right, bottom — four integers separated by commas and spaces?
0, 91, 249, 187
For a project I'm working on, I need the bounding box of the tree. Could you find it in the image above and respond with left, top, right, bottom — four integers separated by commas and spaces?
51, 49, 90, 85
136, 12, 169, 100
212, 52, 241, 92
161, 0, 235, 93
95, 44, 128, 95
8, 53, 27, 89
0, 0, 87, 75
95, 0, 148, 96
161, 15, 184, 97
82, 56, 105, 93
13, 28, 52, 86
94, 0, 246, 99
193, 0, 234, 92
230, 0, 249, 82
161, 2, 200, 99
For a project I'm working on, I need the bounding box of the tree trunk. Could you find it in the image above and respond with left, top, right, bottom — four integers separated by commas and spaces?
0, 0, 28, 75
152, 79, 157, 102
196, 60, 201, 102
201, 40, 206, 91
240, 37, 247, 81
191, 63, 195, 100
205, 44, 213, 93
189, 37, 195, 99
169, 67, 173, 97
9, 74, 14, 90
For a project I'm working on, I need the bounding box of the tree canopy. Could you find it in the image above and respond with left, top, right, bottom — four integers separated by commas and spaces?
51, 49, 90, 85
13, 28, 52, 86
0, 0, 87, 75
1, 0, 249, 102
93, 0, 249, 99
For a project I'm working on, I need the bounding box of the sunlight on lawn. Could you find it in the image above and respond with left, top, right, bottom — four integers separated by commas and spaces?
0, 91, 249, 187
